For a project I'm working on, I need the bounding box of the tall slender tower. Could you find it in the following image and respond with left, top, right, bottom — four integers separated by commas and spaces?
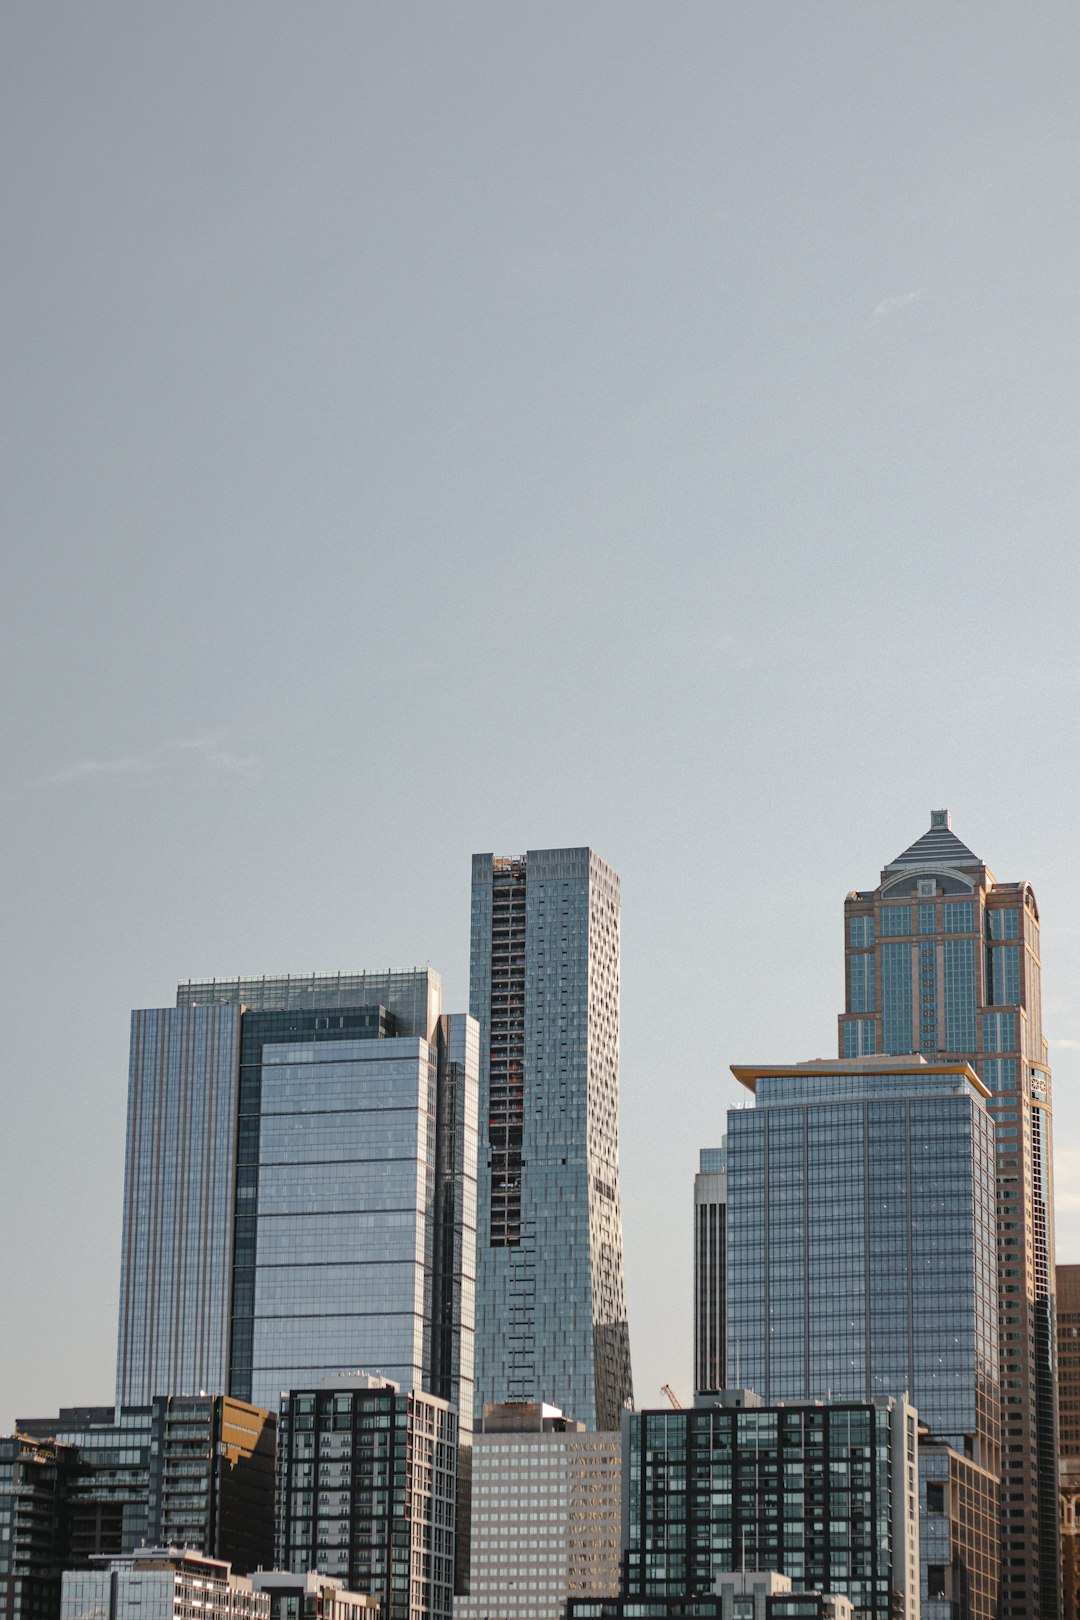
693, 1146, 727, 1398
840, 810, 1058, 1619
469, 847, 633, 1430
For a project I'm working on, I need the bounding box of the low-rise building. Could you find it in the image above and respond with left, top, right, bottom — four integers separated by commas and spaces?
568, 1580, 854, 1620
249, 1571, 379, 1620
60, 1549, 268, 1620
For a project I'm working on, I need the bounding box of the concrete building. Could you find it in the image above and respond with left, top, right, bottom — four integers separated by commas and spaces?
248, 1572, 379, 1620
116, 971, 477, 1429
276, 1375, 455, 1620
726, 1056, 1000, 1620
60, 1550, 268, 1620
712, 1573, 853, 1620
839, 811, 1058, 1618
622, 1394, 919, 1620
469, 849, 633, 1430
453, 1401, 620, 1620
694, 1147, 727, 1398
13, 1396, 275, 1575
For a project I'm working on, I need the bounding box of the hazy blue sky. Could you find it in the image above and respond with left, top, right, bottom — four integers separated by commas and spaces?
3, 3, 1080, 1425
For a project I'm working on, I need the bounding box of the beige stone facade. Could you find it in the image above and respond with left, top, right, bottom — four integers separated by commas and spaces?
454, 1404, 620, 1620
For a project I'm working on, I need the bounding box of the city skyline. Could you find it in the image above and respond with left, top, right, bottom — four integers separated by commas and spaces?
6, 805, 1080, 1429
4, 5, 1080, 1436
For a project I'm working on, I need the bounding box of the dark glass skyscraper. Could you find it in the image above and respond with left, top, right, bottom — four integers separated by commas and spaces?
116, 971, 477, 1431
469, 847, 633, 1431
693, 1147, 726, 1399
839, 811, 1058, 1619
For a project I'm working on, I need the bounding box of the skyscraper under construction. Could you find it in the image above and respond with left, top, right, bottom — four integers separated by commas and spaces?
469, 847, 633, 1431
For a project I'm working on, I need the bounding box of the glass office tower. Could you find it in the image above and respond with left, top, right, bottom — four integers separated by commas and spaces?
726, 1058, 1000, 1620
116, 971, 477, 1434
839, 811, 1058, 1619
469, 848, 633, 1431
116, 1003, 242, 1407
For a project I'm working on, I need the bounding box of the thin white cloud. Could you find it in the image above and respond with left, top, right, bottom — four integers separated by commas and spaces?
873, 288, 926, 320
45, 731, 257, 786
165, 732, 259, 771
49, 754, 154, 784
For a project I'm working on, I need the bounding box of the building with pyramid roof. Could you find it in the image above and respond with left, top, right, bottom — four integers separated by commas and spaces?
840, 811, 1058, 1620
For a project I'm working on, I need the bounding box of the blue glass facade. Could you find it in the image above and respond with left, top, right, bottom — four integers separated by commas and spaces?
250, 1036, 435, 1407
116, 1004, 241, 1404
116, 973, 477, 1434
470, 848, 632, 1430
726, 1065, 999, 1463
880, 944, 912, 1054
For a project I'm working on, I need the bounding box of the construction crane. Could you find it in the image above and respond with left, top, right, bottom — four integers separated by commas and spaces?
660, 1384, 682, 1410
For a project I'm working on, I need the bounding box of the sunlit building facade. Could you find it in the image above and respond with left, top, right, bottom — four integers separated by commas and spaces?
454, 1401, 621, 1620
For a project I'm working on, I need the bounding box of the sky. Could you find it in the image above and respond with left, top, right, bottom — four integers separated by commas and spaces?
2, 2, 1080, 1428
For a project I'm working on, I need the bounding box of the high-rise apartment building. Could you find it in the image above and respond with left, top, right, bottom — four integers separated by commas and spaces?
726, 1057, 1001, 1620
115, 971, 477, 1428
276, 1374, 456, 1620
0, 1435, 74, 1620
839, 811, 1058, 1618
694, 1147, 726, 1398
10, 1396, 276, 1581
454, 1401, 621, 1620
622, 1393, 919, 1619
469, 848, 633, 1431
